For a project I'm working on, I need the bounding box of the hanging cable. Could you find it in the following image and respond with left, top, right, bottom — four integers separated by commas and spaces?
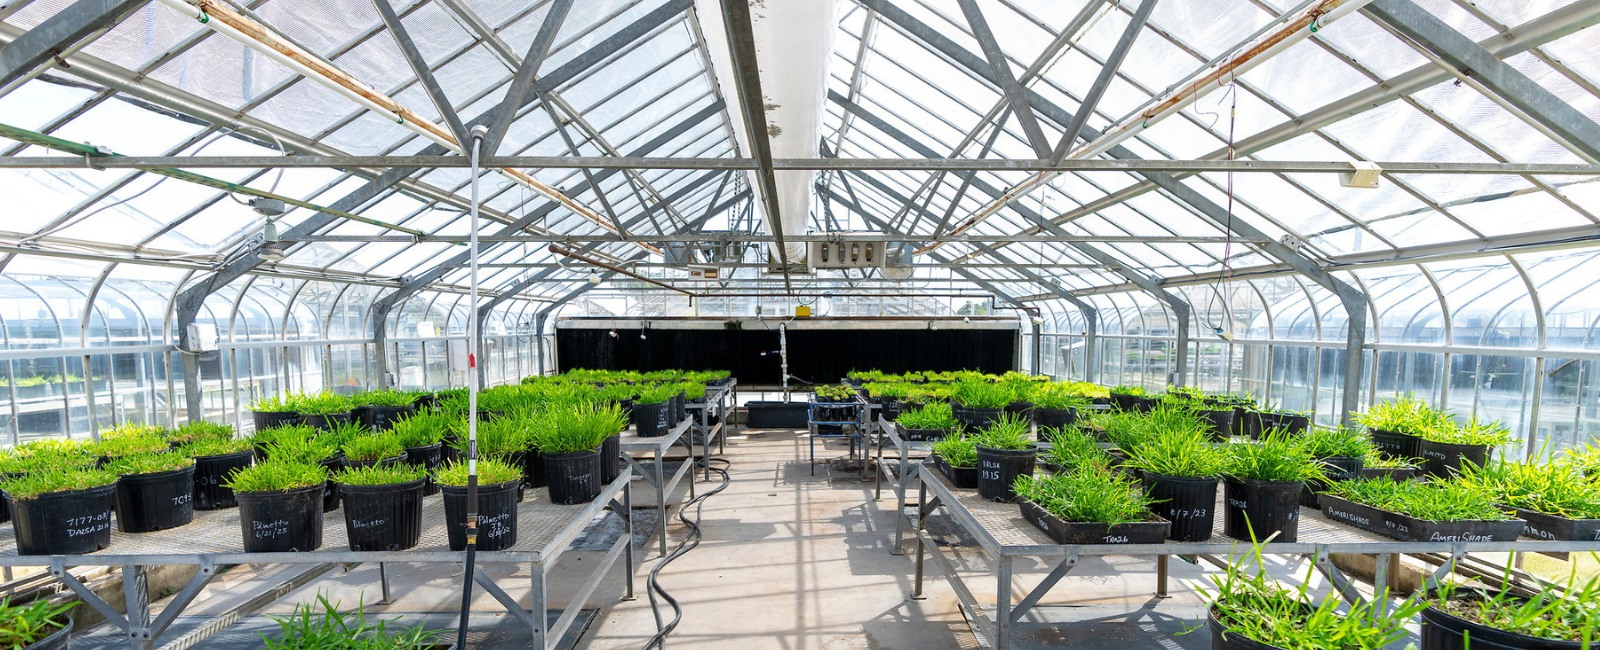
1202, 75, 1241, 337
644, 456, 732, 650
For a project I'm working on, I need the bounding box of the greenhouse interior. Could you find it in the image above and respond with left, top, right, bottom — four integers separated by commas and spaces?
0, 0, 1599, 648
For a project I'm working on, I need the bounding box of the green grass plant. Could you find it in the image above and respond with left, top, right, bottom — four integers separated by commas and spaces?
635, 383, 678, 405
1297, 426, 1371, 459
0, 466, 119, 500
341, 434, 404, 463
896, 402, 958, 431
333, 464, 426, 486
389, 411, 451, 448
250, 394, 293, 412
435, 458, 522, 486
1029, 382, 1090, 410
263, 593, 440, 650
1109, 385, 1148, 397
1326, 477, 1511, 522
166, 420, 233, 445
1226, 433, 1321, 483
530, 402, 628, 453
969, 413, 1033, 451
1431, 570, 1600, 644
89, 435, 169, 459
1422, 416, 1513, 447
930, 434, 978, 468
0, 597, 74, 646
1356, 392, 1453, 436
100, 422, 167, 440
224, 460, 326, 493
352, 390, 419, 408
108, 452, 194, 476
453, 416, 531, 457
1122, 428, 1229, 479
1042, 426, 1111, 472
812, 384, 855, 401
1456, 461, 1600, 520
287, 392, 352, 416
951, 380, 1012, 409
178, 437, 253, 458
1013, 468, 1154, 525
261, 434, 340, 464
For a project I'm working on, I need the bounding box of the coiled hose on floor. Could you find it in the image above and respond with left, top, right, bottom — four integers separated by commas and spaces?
644, 456, 732, 650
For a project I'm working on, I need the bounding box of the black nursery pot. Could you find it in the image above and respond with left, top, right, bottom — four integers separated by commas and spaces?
251, 410, 301, 431
344, 454, 405, 470
1109, 394, 1143, 412
1223, 478, 1303, 543
340, 478, 425, 552
514, 450, 546, 491
319, 455, 344, 512
403, 443, 444, 496
1140, 473, 1219, 542
544, 449, 603, 505
10, 484, 116, 555
1301, 455, 1364, 508
633, 401, 672, 437
1005, 401, 1033, 416
362, 405, 414, 431
600, 434, 622, 485
671, 393, 686, 424
1420, 598, 1586, 650
934, 458, 978, 489
300, 412, 353, 432
1272, 413, 1311, 435
1198, 410, 1236, 442
19, 616, 71, 650
976, 446, 1036, 502
1032, 407, 1077, 430
236, 483, 324, 553
1420, 440, 1492, 478
115, 465, 196, 533
193, 450, 255, 510
442, 479, 519, 551
956, 406, 1004, 432
1235, 407, 1261, 439
1360, 466, 1419, 482
1370, 428, 1422, 461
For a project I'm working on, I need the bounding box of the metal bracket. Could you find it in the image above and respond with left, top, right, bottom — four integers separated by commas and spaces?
49, 558, 127, 630
1424, 545, 1469, 592
1009, 551, 1080, 624
148, 560, 217, 640
1312, 547, 1365, 607
473, 568, 542, 632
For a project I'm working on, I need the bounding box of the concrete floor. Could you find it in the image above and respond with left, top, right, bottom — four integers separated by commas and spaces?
84, 429, 1237, 649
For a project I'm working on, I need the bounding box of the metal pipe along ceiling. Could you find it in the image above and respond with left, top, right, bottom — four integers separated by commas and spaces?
695, 0, 836, 263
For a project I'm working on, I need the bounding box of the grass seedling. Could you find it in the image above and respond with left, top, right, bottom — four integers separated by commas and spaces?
263, 593, 440, 650
812, 384, 856, 401
435, 457, 522, 487
0, 597, 74, 646
530, 402, 628, 453
333, 464, 427, 486
108, 452, 194, 477
352, 390, 419, 408
89, 435, 169, 459
454, 416, 531, 458
0, 466, 119, 500
930, 434, 978, 468
1431, 566, 1600, 644
896, 401, 959, 431
224, 460, 326, 493
951, 380, 1012, 409
341, 434, 404, 463
287, 392, 353, 416
1042, 426, 1112, 472
178, 437, 254, 458
389, 410, 451, 448
1226, 433, 1321, 483
1297, 426, 1372, 459
165, 420, 233, 445
1356, 392, 1453, 436
1013, 468, 1154, 525
969, 413, 1034, 451
634, 383, 678, 406
1456, 461, 1600, 520
1122, 428, 1230, 479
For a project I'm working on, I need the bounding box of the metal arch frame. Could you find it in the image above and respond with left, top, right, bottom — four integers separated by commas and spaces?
364, 101, 727, 389
1363, 0, 1600, 163
170, 0, 697, 418
854, 0, 1357, 413
0, 0, 145, 88
825, 94, 1188, 383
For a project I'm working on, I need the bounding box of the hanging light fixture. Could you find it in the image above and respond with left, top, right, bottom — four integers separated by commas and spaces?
257, 217, 286, 262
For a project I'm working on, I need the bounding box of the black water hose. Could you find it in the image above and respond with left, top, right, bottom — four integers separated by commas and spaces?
643, 457, 732, 650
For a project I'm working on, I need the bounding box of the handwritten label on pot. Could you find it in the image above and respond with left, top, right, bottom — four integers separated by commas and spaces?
65, 511, 112, 538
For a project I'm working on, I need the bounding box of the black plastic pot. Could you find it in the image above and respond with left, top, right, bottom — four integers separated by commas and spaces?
976, 446, 1036, 503
18, 616, 71, 650
1360, 466, 1419, 482
362, 405, 414, 431
10, 484, 116, 555
1140, 473, 1218, 542
509, 450, 544, 491
1271, 413, 1311, 435
403, 443, 444, 496
1385, 512, 1524, 543
236, 483, 324, 553
633, 401, 671, 437
932, 458, 978, 489
1223, 478, 1303, 543
300, 412, 353, 431
1235, 408, 1262, 439
319, 455, 344, 512
1301, 455, 1364, 508
1370, 428, 1422, 461
0, 473, 12, 525
442, 479, 519, 551
1421, 597, 1586, 649
340, 478, 425, 551
544, 449, 603, 505
1199, 409, 1236, 442
251, 410, 301, 431
1004, 401, 1033, 417
895, 422, 948, 442
1109, 394, 1146, 412
115, 465, 196, 533
1420, 440, 1492, 478
600, 434, 622, 485
1019, 499, 1169, 544
343, 454, 405, 470
1516, 508, 1600, 542
1032, 407, 1077, 430
671, 393, 686, 425
955, 406, 1004, 432
192, 450, 254, 510
1318, 494, 1391, 538
1209, 608, 1287, 650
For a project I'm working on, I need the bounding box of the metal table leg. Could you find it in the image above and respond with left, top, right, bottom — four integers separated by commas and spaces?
529, 562, 548, 650
654, 445, 668, 557
996, 557, 1014, 650
892, 441, 913, 555
123, 565, 152, 650
912, 477, 929, 599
